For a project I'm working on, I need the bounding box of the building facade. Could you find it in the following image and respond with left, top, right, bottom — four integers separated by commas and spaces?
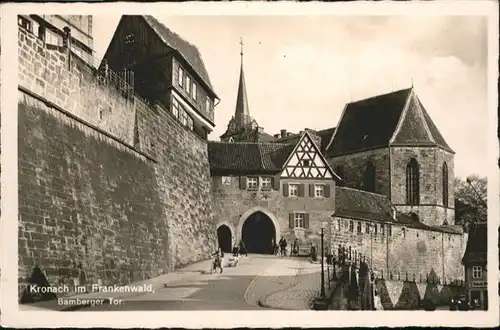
462, 222, 488, 309
17, 15, 468, 302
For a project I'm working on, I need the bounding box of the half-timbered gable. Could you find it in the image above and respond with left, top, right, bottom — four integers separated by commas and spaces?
281, 131, 340, 181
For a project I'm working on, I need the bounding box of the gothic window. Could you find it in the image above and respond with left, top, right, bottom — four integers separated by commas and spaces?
406, 158, 420, 206
363, 161, 376, 193
442, 162, 449, 207
335, 165, 345, 187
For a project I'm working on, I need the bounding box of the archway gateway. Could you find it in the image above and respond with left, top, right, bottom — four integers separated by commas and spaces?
241, 211, 276, 254
217, 225, 232, 253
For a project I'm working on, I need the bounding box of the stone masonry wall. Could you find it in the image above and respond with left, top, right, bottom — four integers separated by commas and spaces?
18, 93, 166, 297
17, 22, 216, 299
211, 175, 336, 249
390, 146, 455, 226
329, 217, 465, 282
327, 148, 391, 198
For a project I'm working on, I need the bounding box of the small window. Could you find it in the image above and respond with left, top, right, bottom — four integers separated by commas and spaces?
294, 213, 305, 228
374, 224, 378, 235
365, 223, 370, 234
349, 221, 354, 232
388, 225, 392, 237
381, 224, 385, 236
289, 184, 299, 197
205, 96, 211, 111
357, 222, 362, 234
261, 177, 272, 189
18, 16, 32, 32
472, 266, 482, 279
186, 76, 191, 94
335, 219, 341, 231
178, 67, 184, 87
302, 160, 310, 167
247, 177, 258, 190
172, 98, 180, 119
187, 116, 194, 131
99, 109, 103, 120
314, 184, 324, 197
45, 29, 62, 47
192, 83, 197, 100
222, 176, 232, 185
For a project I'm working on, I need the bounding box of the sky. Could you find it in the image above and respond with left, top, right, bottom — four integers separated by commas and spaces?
91, 15, 488, 180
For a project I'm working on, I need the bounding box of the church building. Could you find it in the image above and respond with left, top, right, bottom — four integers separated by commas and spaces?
211, 40, 466, 282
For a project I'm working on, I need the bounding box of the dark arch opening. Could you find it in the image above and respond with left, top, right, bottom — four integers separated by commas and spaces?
217, 225, 232, 253
242, 211, 276, 254
363, 161, 376, 193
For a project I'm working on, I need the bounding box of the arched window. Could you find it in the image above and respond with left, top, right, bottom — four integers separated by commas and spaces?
406, 158, 420, 205
363, 161, 376, 193
442, 162, 449, 207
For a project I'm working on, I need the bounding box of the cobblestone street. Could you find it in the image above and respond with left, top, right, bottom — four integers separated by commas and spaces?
77, 255, 323, 311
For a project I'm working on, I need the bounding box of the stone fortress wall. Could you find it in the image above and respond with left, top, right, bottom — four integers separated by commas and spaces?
17, 21, 216, 299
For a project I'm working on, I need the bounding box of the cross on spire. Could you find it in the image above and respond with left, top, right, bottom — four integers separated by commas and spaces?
240, 37, 244, 58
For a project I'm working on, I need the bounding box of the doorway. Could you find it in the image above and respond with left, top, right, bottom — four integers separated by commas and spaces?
217, 225, 232, 253
241, 211, 276, 254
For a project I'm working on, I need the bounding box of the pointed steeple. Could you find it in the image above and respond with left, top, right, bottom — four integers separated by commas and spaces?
234, 37, 251, 130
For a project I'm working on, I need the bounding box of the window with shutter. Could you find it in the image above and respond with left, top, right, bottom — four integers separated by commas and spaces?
239, 176, 247, 189
247, 177, 258, 190
261, 177, 272, 190
272, 176, 280, 190
283, 183, 290, 197
314, 184, 325, 197
324, 184, 331, 198
293, 213, 305, 228
298, 184, 305, 197
289, 184, 299, 197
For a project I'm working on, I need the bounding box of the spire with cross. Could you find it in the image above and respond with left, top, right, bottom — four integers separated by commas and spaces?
240, 37, 244, 60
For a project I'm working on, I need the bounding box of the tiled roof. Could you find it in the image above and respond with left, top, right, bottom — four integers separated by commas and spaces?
335, 187, 394, 222
208, 141, 294, 174
142, 16, 217, 98
335, 187, 463, 234
316, 127, 336, 153
327, 88, 411, 157
326, 88, 453, 157
462, 222, 487, 264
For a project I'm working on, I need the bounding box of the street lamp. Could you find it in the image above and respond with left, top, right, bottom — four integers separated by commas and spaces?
320, 221, 327, 299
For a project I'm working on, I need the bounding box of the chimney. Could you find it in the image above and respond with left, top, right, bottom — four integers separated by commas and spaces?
280, 129, 287, 138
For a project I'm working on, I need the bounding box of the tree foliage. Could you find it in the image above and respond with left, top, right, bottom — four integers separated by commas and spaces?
454, 175, 487, 230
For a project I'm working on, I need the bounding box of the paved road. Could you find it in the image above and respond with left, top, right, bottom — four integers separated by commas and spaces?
83, 254, 314, 311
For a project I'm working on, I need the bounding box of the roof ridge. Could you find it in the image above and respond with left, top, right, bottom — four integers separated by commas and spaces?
349, 87, 412, 105
209, 141, 291, 147
336, 186, 391, 199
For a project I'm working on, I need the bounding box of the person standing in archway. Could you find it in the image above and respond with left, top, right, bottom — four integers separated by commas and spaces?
239, 239, 248, 257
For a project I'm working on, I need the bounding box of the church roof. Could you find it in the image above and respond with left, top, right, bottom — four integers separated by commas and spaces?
208, 141, 295, 175
462, 222, 487, 264
326, 87, 453, 157
142, 15, 218, 98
